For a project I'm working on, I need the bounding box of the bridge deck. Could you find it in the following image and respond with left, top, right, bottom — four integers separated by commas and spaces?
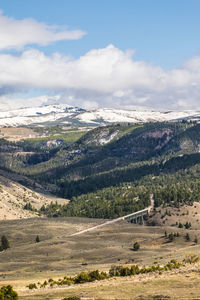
69, 204, 153, 237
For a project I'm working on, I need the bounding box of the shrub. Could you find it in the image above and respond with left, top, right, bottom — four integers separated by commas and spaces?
185, 222, 191, 229
119, 266, 131, 276
133, 242, 140, 251
129, 265, 138, 275
24, 202, 34, 211
168, 233, 174, 242
88, 270, 108, 281
43, 280, 48, 286
170, 259, 182, 268
0, 285, 18, 299
184, 254, 199, 264
27, 283, 37, 289
60, 278, 73, 286
74, 272, 90, 284
109, 265, 122, 277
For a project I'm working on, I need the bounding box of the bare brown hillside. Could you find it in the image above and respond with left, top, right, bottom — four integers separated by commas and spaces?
0, 173, 68, 220
148, 203, 200, 230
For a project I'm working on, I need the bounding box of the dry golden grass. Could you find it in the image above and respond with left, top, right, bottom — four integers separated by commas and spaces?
0, 127, 39, 141
1, 217, 200, 299
0, 172, 68, 220
150, 202, 200, 230
18, 268, 200, 299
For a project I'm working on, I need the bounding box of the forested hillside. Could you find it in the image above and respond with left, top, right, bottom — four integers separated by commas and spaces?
1, 121, 200, 219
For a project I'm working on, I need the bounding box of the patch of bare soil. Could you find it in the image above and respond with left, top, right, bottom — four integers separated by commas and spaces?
0, 127, 39, 141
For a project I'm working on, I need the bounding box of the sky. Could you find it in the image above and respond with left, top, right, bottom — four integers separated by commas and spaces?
0, 0, 200, 111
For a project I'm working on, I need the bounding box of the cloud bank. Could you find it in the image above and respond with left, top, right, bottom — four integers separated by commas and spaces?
0, 45, 200, 110
0, 11, 199, 111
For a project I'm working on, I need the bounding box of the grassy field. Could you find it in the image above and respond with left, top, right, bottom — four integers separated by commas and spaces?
0, 217, 200, 299
26, 130, 87, 144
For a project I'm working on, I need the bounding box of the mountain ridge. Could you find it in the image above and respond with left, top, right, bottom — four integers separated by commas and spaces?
1, 103, 200, 127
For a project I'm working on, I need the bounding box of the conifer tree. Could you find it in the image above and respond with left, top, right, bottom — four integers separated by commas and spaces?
35, 235, 40, 243
1, 235, 10, 250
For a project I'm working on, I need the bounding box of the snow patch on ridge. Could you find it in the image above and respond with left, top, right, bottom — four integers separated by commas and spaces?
76, 108, 200, 124
0, 104, 83, 126
0, 104, 200, 127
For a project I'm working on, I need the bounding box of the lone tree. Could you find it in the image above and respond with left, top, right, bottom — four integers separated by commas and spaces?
0, 235, 10, 251
168, 233, 174, 242
35, 235, 40, 243
185, 233, 190, 241
133, 242, 140, 251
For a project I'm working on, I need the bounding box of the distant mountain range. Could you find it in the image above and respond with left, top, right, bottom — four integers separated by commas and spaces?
1, 104, 200, 126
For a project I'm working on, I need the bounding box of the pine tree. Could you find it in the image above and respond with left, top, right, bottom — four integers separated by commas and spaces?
35, 235, 40, 243
185, 233, 190, 241
1, 235, 10, 250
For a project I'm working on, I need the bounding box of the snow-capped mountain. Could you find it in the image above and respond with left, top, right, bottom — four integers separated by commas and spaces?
76, 108, 200, 124
0, 104, 200, 127
0, 104, 84, 126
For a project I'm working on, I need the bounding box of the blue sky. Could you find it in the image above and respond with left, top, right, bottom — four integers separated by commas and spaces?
1, 0, 200, 69
0, 0, 200, 110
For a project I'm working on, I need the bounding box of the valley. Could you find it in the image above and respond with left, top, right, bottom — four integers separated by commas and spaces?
1, 118, 200, 298
0, 2, 199, 299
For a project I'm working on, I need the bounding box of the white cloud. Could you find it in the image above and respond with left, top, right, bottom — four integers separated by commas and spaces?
0, 44, 200, 110
0, 11, 86, 50
0, 94, 61, 111
0, 45, 165, 90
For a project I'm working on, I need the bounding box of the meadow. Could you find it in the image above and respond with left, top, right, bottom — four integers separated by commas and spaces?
0, 217, 200, 299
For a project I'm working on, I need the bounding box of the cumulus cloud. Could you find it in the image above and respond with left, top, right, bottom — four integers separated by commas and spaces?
0, 11, 86, 50
0, 44, 200, 110
0, 45, 165, 91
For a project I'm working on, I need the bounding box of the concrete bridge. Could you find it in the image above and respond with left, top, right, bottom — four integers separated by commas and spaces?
122, 207, 151, 225
69, 197, 154, 237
